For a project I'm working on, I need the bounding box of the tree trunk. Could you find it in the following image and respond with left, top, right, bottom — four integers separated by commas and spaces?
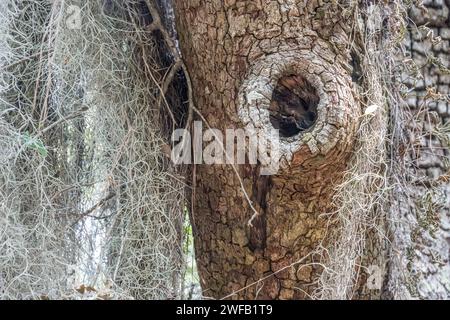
386, 1, 450, 299
173, 0, 384, 299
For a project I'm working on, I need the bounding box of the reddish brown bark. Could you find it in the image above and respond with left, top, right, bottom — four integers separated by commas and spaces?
174, 0, 366, 299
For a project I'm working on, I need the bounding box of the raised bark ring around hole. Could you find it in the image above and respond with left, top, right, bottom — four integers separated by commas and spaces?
238, 52, 358, 169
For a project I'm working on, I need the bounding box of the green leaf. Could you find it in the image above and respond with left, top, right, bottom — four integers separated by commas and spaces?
22, 131, 48, 158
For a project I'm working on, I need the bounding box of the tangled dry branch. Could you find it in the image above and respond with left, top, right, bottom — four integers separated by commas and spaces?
0, 0, 188, 300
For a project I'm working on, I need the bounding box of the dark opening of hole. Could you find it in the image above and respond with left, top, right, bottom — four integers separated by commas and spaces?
269, 74, 320, 137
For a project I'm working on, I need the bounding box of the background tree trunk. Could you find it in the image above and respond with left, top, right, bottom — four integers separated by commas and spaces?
386, 0, 450, 299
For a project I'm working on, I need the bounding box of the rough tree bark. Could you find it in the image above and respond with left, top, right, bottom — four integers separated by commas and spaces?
173, 0, 369, 300
386, 0, 450, 299
172, 0, 449, 299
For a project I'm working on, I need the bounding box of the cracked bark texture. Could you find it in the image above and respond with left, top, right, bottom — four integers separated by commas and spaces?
387, 0, 450, 299
173, 0, 364, 299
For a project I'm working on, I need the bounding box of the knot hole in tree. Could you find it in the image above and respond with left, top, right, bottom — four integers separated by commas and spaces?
269, 74, 320, 137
